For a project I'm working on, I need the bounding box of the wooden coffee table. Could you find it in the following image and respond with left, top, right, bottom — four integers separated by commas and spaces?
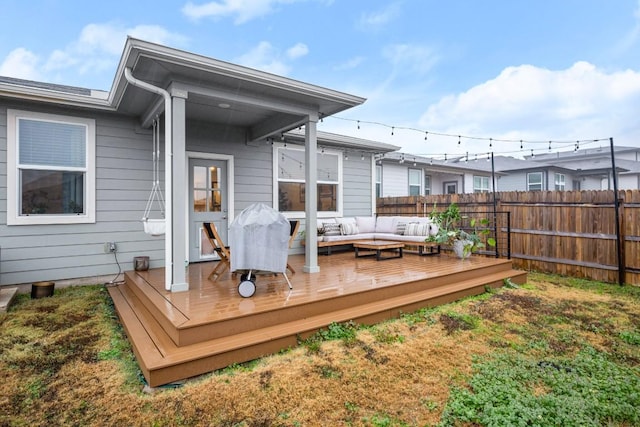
353, 240, 404, 261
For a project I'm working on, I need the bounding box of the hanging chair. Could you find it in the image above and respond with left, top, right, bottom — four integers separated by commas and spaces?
142, 118, 166, 236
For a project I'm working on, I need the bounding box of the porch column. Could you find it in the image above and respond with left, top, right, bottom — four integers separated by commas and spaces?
304, 114, 320, 273
170, 90, 189, 291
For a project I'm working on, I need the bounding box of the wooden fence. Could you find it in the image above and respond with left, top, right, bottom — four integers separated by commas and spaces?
377, 190, 640, 285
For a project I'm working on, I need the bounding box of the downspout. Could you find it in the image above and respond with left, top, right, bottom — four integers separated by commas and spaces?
124, 68, 174, 291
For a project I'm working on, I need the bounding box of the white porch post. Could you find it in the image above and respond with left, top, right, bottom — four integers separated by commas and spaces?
304, 114, 320, 273
170, 91, 189, 291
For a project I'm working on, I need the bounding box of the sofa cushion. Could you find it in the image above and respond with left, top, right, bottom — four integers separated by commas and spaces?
375, 216, 396, 234
355, 216, 376, 233
336, 217, 356, 226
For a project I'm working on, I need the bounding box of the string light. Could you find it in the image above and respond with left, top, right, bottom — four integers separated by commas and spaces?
361, 152, 365, 161
489, 138, 493, 149
487, 152, 491, 162
548, 141, 552, 152
424, 131, 428, 141
357, 120, 360, 130
531, 149, 535, 158
465, 152, 469, 163
327, 115, 608, 147
458, 135, 461, 145
444, 153, 448, 163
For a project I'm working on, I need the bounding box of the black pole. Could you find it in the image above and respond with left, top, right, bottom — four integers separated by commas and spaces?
610, 137, 624, 285
491, 152, 498, 258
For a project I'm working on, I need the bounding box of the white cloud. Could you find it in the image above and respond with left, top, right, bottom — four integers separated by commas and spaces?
233, 41, 290, 75
383, 43, 439, 75
0, 47, 41, 80
417, 62, 640, 154
358, 2, 401, 30
286, 42, 308, 59
333, 56, 365, 71
182, 0, 301, 24
615, 0, 640, 54
1, 22, 187, 88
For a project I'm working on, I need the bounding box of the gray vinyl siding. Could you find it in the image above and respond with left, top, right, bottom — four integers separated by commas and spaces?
0, 101, 164, 286
342, 155, 373, 217
496, 171, 529, 192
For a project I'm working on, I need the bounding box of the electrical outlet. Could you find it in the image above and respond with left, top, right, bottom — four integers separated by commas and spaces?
104, 242, 117, 253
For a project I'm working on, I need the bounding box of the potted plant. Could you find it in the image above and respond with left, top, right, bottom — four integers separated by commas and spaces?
427, 203, 496, 258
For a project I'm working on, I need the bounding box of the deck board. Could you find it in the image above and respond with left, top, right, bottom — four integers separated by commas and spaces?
108, 252, 527, 386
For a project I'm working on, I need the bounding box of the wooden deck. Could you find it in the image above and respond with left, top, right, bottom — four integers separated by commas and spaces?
107, 251, 527, 387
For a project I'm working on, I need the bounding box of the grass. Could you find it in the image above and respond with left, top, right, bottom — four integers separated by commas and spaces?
0, 272, 638, 426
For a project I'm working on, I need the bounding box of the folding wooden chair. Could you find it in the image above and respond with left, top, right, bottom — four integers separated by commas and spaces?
202, 222, 233, 281
286, 220, 300, 274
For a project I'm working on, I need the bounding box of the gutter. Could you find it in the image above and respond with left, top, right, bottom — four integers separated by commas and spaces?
123, 68, 174, 292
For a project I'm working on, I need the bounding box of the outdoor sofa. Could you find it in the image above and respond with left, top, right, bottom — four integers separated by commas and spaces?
315, 216, 440, 256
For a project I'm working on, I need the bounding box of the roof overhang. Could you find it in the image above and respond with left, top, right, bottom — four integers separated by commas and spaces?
110, 38, 366, 141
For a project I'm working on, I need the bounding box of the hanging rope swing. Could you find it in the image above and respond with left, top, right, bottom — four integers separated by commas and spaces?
142, 117, 166, 236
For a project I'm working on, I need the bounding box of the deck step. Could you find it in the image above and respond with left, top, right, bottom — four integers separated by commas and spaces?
109, 267, 526, 387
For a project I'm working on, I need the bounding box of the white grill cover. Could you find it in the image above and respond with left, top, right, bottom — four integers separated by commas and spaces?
229, 203, 290, 273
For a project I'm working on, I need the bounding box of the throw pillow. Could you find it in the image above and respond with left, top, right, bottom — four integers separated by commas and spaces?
340, 223, 359, 235
323, 223, 341, 236
405, 222, 429, 236
395, 222, 408, 235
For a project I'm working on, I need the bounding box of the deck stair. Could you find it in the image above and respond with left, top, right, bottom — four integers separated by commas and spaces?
108, 255, 526, 387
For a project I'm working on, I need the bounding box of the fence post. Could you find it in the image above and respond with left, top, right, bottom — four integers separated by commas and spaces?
610, 137, 625, 285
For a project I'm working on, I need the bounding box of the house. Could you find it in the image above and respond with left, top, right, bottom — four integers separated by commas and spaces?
376, 152, 506, 196
0, 38, 398, 290
529, 145, 640, 190
377, 145, 638, 196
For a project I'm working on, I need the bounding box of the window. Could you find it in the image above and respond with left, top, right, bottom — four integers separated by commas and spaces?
275, 144, 341, 216
527, 172, 543, 191
473, 176, 490, 193
408, 169, 421, 196
444, 181, 457, 194
7, 110, 96, 225
424, 175, 431, 195
554, 173, 566, 191
375, 165, 382, 198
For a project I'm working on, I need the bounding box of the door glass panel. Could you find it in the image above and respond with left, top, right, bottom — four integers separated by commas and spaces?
194, 166, 206, 188
194, 190, 207, 212
209, 166, 220, 190
210, 190, 222, 212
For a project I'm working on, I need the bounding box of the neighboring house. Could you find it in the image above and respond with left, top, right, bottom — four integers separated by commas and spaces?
376, 152, 506, 196
377, 146, 639, 196
529, 146, 640, 190
0, 38, 398, 289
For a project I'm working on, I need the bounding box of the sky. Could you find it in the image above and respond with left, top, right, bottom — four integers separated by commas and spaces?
2, 0, 640, 159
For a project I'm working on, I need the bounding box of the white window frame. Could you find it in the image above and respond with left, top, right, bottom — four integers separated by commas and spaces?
527, 172, 543, 191
375, 165, 382, 198
7, 109, 96, 225
408, 168, 421, 196
424, 174, 431, 195
473, 175, 490, 193
273, 143, 342, 218
554, 173, 566, 191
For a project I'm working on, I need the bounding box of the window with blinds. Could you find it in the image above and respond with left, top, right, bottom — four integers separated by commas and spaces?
8, 110, 96, 225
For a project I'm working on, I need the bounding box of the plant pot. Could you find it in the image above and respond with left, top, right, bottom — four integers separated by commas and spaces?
452, 240, 473, 259
31, 281, 55, 299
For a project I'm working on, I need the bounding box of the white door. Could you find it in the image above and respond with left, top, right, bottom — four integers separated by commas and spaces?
189, 158, 228, 262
